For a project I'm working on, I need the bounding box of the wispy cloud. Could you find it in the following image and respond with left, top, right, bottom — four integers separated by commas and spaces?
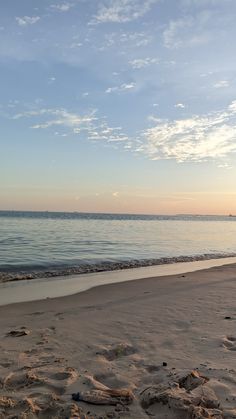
129, 57, 158, 69
97, 31, 152, 51
50, 3, 74, 12
13, 108, 96, 132
12, 107, 130, 145
112, 191, 119, 197
120, 31, 152, 47
213, 80, 229, 88
16, 16, 40, 26
106, 83, 135, 93
163, 17, 210, 49
93, 0, 158, 24
87, 121, 129, 143
69, 42, 83, 48
8, 101, 236, 165
48, 76, 56, 84
175, 103, 185, 109
138, 101, 236, 163
163, 18, 192, 48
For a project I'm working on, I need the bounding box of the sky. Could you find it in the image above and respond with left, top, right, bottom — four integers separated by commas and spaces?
1, 0, 236, 214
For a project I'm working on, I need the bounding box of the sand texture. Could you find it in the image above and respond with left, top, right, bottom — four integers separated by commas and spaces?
0, 263, 236, 418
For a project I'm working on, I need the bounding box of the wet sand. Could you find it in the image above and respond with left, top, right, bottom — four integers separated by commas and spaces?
1, 257, 236, 306
0, 263, 236, 418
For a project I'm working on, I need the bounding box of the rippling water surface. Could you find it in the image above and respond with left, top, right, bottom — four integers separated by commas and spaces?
0, 211, 236, 281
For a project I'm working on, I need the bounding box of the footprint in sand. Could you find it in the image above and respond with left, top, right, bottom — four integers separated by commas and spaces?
0, 360, 12, 368
144, 364, 162, 373
0, 393, 84, 419
6, 327, 30, 337
27, 311, 44, 316
96, 343, 137, 361
3, 367, 78, 395
24, 348, 40, 355
55, 312, 65, 320
49, 371, 73, 381
94, 371, 129, 388
223, 336, 236, 351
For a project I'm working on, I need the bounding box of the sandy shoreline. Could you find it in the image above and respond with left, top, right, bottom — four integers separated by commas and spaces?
1, 263, 236, 418
1, 256, 236, 307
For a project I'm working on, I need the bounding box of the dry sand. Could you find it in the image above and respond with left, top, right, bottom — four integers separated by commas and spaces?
0, 263, 236, 418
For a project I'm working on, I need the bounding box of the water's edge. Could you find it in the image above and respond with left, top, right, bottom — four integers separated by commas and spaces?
1, 252, 236, 283
1, 256, 236, 307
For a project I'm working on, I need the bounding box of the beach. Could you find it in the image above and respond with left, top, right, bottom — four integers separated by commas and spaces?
2, 0, 236, 417
1, 263, 236, 418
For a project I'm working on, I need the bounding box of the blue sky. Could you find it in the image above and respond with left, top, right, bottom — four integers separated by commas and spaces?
1, 0, 236, 214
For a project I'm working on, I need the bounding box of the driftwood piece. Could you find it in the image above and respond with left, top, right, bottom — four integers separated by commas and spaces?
72, 388, 134, 406
139, 369, 224, 419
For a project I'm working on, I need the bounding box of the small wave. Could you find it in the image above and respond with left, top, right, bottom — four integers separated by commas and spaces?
0, 252, 235, 283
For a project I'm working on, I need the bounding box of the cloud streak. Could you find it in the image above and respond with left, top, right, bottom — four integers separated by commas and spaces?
163, 16, 210, 49
50, 3, 74, 12
12, 107, 130, 145
175, 103, 185, 109
129, 57, 158, 69
14, 108, 96, 133
138, 101, 236, 163
10, 101, 236, 165
93, 0, 158, 24
214, 80, 229, 88
16, 16, 40, 26
106, 83, 136, 93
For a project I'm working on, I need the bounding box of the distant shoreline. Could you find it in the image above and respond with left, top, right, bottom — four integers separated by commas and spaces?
0, 209, 234, 218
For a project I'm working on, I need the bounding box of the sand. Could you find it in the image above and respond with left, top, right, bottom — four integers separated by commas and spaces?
0, 263, 236, 418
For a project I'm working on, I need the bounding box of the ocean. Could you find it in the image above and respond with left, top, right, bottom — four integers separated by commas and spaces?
0, 210, 236, 281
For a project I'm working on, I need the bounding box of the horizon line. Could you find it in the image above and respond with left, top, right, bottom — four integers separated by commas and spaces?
0, 209, 234, 217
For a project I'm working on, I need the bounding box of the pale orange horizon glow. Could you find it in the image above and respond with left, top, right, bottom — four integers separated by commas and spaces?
1, 188, 236, 216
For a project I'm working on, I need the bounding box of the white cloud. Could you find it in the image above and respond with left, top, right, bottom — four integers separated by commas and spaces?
11, 101, 236, 165
163, 17, 210, 49
163, 18, 191, 48
120, 32, 152, 47
93, 0, 158, 24
106, 83, 135, 93
138, 101, 236, 163
213, 80, 229, 88
96, 31, 152, 51
129, 57, 158, 69
88, 123, 129, 143
12, 107, 130, 146
181, 0, 228, 6
16, 16, 40, 26
50, 3, 73, 12
48, 77, 56, 83
13, 108, 96, 132
175, 103, 185, 109
70, 42, 83, 48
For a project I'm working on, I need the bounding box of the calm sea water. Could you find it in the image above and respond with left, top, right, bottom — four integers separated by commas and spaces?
0, 211, 236, 281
